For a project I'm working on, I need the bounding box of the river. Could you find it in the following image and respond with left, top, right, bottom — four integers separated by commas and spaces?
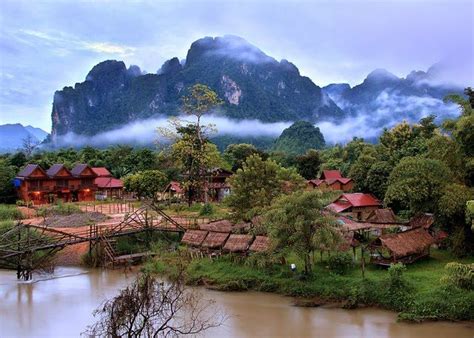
0, 267, 472, 337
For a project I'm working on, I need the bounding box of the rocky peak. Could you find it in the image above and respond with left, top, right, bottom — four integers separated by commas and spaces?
158, 57, 182, 75
364, 68, 399, 84
86, 60, 127, 82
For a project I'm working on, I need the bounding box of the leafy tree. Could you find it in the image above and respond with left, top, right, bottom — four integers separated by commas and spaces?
0, 160, 17, 203
123, 170, 168, 201
366, 161, 392, 199
226, 154, 305, 221
384, 157, 451, 214
437, 183, 474, 256
8, 152, 27, 168
320, 145, 350, 176
348, 151, 377, 192
223, 143, 262, 172
273, 121, 325, 155
264, 190, 342, 274
425, 135, 464, 182
295, 149, 322, 179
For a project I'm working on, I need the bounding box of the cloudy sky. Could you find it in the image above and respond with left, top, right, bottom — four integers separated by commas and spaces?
0, 0, 472, 132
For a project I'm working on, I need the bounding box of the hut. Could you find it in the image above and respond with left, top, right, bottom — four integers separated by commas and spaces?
408, 213, 434, 230
201, 231, 230, 250
249, 236, 271, 253
327, 193, 382, 220
162, 181, 184, 201
223, 234, 254, 253
200, 219, 234, 233
181, 230, 208, 247
369, 228, 434, 266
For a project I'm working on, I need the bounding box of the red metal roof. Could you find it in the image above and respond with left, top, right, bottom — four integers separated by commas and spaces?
92, 167, 112, 177
327, 193, 381, 212
321, 170, 342, 179
94, 177, 124, 189
164, 181, 183, 194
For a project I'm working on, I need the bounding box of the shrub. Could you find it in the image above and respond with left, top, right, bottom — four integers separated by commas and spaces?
388, 262, 407, 288
199, 203, 214, 216
327, 252, 353, 275
0, 204, 23, 221
441, 262, 474, 290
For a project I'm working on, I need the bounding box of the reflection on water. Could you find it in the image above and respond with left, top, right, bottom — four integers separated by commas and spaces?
0, 267, 472, 338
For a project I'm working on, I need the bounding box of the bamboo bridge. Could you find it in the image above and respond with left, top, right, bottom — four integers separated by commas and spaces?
0, 204, 185, 280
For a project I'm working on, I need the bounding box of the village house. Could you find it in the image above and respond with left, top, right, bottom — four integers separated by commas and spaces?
307, 169, 353, 192
368, 227, 435, 266
14, 163, 98, 204
163, 167, 233, 203
92, 167, 124, 200
327, 193, 382, 220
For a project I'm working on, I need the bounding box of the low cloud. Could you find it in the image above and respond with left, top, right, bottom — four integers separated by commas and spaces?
51, 115, 291, 148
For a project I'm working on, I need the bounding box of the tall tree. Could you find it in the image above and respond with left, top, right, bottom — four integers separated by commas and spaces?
223, 143, 262, 172
123, 170, 168, 201
226, 154, 305, 221
264, 190, 342, 274
295, 149, 322, 179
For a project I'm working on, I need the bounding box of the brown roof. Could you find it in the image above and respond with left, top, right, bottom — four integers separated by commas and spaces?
163, 181, 183, 194
373, 228, 434, 257
200, 219, 233, 233
71, 164, 97, 177
408, 213, 434, 230
201, 231, 230, 249
181, 230, 208, 246
249, 236, 271, 252
17, 164, 46, 178
365, 209, 397, 223
223, 234, 254, 252
92, 167, 112, 177
46, 164, 72, 178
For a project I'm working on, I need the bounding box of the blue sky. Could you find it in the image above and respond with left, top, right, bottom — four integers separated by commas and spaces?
0, 0, 472, 132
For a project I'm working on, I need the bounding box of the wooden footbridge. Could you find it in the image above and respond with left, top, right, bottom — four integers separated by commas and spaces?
0, 204, 185, 280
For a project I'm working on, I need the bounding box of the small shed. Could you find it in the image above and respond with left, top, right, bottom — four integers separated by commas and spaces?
249, 236, 271, 252
223, 234, 254, 253
201, 231, 230, 250
369, 228, 434, 266
181, 230, 208, 247
408, 213, 434, 230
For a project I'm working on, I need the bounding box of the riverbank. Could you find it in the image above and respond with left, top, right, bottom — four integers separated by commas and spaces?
144, 247, 474, 322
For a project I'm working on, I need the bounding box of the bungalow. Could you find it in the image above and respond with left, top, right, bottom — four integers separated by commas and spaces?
308, 170, 353, 192
92, 167, 124, 200
162, 181, 185, 201
369, 228, 434, 266
327, 193, 382, 220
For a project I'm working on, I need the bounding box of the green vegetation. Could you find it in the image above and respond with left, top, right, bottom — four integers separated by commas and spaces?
144, 247, 474, 322
123, 170, 168, 200
0, 204, 23, 220
37, 202, 82, 217
273, 121, 325, 155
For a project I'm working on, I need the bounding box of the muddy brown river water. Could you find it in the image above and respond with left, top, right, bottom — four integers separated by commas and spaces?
0, 267, 472, 337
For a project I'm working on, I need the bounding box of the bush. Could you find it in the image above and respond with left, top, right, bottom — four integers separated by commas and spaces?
327, 252, 353, 275
441, 262, 474, 290
0, 204, 23, 221
199, 203, 214, 216
388, 262, 407, 288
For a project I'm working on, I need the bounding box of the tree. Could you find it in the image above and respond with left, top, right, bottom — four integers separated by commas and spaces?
123, 170, 168, 201
384, 157, 451, 214
21, 134, 39, 157
295, 149, 322, 179
437, 183, 474, 256
85, 272, 224, 337
223, 143, 262, 172
348, 151, 377, 192
226, 154, 305, 221
425, 135, 464, 182
264, 190, 342, 274
366, 161, 392, 199
0, 160, 17, 203
8, 152, 27, 169
159, 84, 223, 205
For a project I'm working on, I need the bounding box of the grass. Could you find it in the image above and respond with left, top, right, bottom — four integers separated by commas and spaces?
144, 246, 474, 322
0, 204, 23, 221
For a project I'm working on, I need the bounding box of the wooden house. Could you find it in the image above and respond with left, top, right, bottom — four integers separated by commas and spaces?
92, 167, 124, 199
181, 230, 208, 247
201, 231, 230, 251
308, 170, 353, 192
327, 193, 382, 220
15, 163, 98, 205
162, 181, 184, 201
205, 168, 233, 202
249, 236, 271, 253
368, 228, 434, 266
223, 234, 254, 253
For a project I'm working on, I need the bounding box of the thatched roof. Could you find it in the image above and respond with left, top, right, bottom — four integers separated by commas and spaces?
373, 228, 434, 258
223, 234, 254, 252
181, 230, 208, 246
408, 213, 434, 230
199, 219, 233, 232
249, 236, 271, 252
201, 231, 230, 249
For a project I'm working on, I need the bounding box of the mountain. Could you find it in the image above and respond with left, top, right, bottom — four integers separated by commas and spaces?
51, 35, 344, 141
322, 65, 462, 129
0, 124, 49, 153
273, 121, 325, 155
